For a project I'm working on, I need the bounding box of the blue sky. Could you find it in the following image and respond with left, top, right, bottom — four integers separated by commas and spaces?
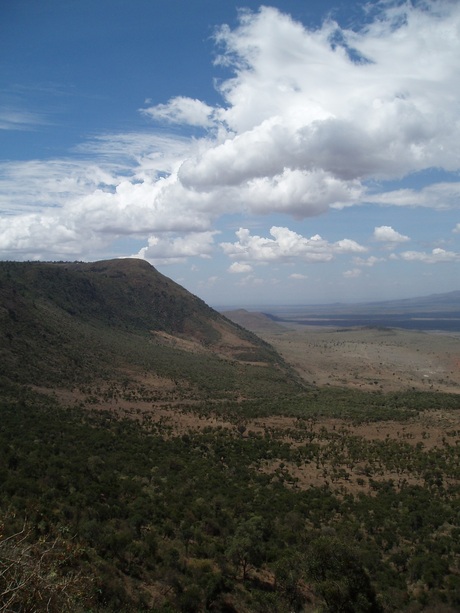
1, 0, 459, 306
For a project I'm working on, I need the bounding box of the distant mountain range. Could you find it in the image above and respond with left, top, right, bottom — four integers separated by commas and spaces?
222, 290, 460, 332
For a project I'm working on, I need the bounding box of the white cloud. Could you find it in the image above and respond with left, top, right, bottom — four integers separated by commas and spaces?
2, 2, 460, 264
289, 273, 308, 280
141, 96, 216, 128
453, 223, 460, 233
0, 159, 115, 215
334, 238, 368, 253
209, 3, 460, 180
373, 225, 410, 243
353, 255, 384, 267
0, 211, 101, 260
75, 132, 194, 176
399, 248, 459, 263
0, 108, 47, 131
181, 166, 363, 217
343, 268, 362, 278
0, 151, 216, 259
365, 182, 460, 210
228, 261, 253, 274
220, 226, 366, 264
132, 231, 218, 264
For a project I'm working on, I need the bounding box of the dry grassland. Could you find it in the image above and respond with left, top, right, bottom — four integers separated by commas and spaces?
254, 324, 460, 394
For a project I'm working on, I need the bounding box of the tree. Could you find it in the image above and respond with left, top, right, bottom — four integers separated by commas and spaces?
305, 536, 382, 613
226, 515, 265, 580
274, 553, 305, 611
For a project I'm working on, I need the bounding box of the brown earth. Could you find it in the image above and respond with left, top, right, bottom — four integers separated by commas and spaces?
234, 320, 460, 394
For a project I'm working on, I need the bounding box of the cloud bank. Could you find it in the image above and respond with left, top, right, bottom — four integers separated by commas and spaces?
1, 1, 460, 278
221, 227, 366, 264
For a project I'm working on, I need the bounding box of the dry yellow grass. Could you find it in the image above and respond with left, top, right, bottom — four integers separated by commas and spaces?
254, 324, 460, 394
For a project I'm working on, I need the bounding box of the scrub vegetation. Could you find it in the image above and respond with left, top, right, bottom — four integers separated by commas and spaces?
0, 260, 459, 612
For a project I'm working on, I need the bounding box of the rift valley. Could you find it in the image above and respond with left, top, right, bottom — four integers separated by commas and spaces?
1, 259, 459, 612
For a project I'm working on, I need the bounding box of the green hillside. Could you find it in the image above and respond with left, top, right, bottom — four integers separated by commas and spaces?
0, 259, 298, 395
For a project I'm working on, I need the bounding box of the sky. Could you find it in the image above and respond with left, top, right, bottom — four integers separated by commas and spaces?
1, 0, 460, 307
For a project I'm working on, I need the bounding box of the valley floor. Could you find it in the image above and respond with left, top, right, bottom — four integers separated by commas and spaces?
246, 324, 460, 394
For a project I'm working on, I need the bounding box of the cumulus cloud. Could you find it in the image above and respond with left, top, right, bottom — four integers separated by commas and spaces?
374, 225, 410, 243
228, 261, 253, 274
0, 211, 105, 260
0, 178, 213, 260
133, 231, 218, 264
2, 2, 460, 263
399, 248, 459, 263
183, 165, 361, 219
209, 3, 460, 179
220, 226, 366, 264
141, 96, 216, 128
453, 223, 460, 233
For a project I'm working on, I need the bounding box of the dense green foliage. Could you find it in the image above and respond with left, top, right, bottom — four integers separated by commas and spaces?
0, 259, 294, 389
0, 258, 218, 334
1, 383, 459, 611
1, 259, 460, 611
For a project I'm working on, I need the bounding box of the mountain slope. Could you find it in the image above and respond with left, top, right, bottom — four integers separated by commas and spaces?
0, 259, 299, 396
222, 308, 289, 335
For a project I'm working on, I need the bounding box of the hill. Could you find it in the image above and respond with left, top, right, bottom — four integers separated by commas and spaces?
0, 259, 298, 396
221, 308, 288, 335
